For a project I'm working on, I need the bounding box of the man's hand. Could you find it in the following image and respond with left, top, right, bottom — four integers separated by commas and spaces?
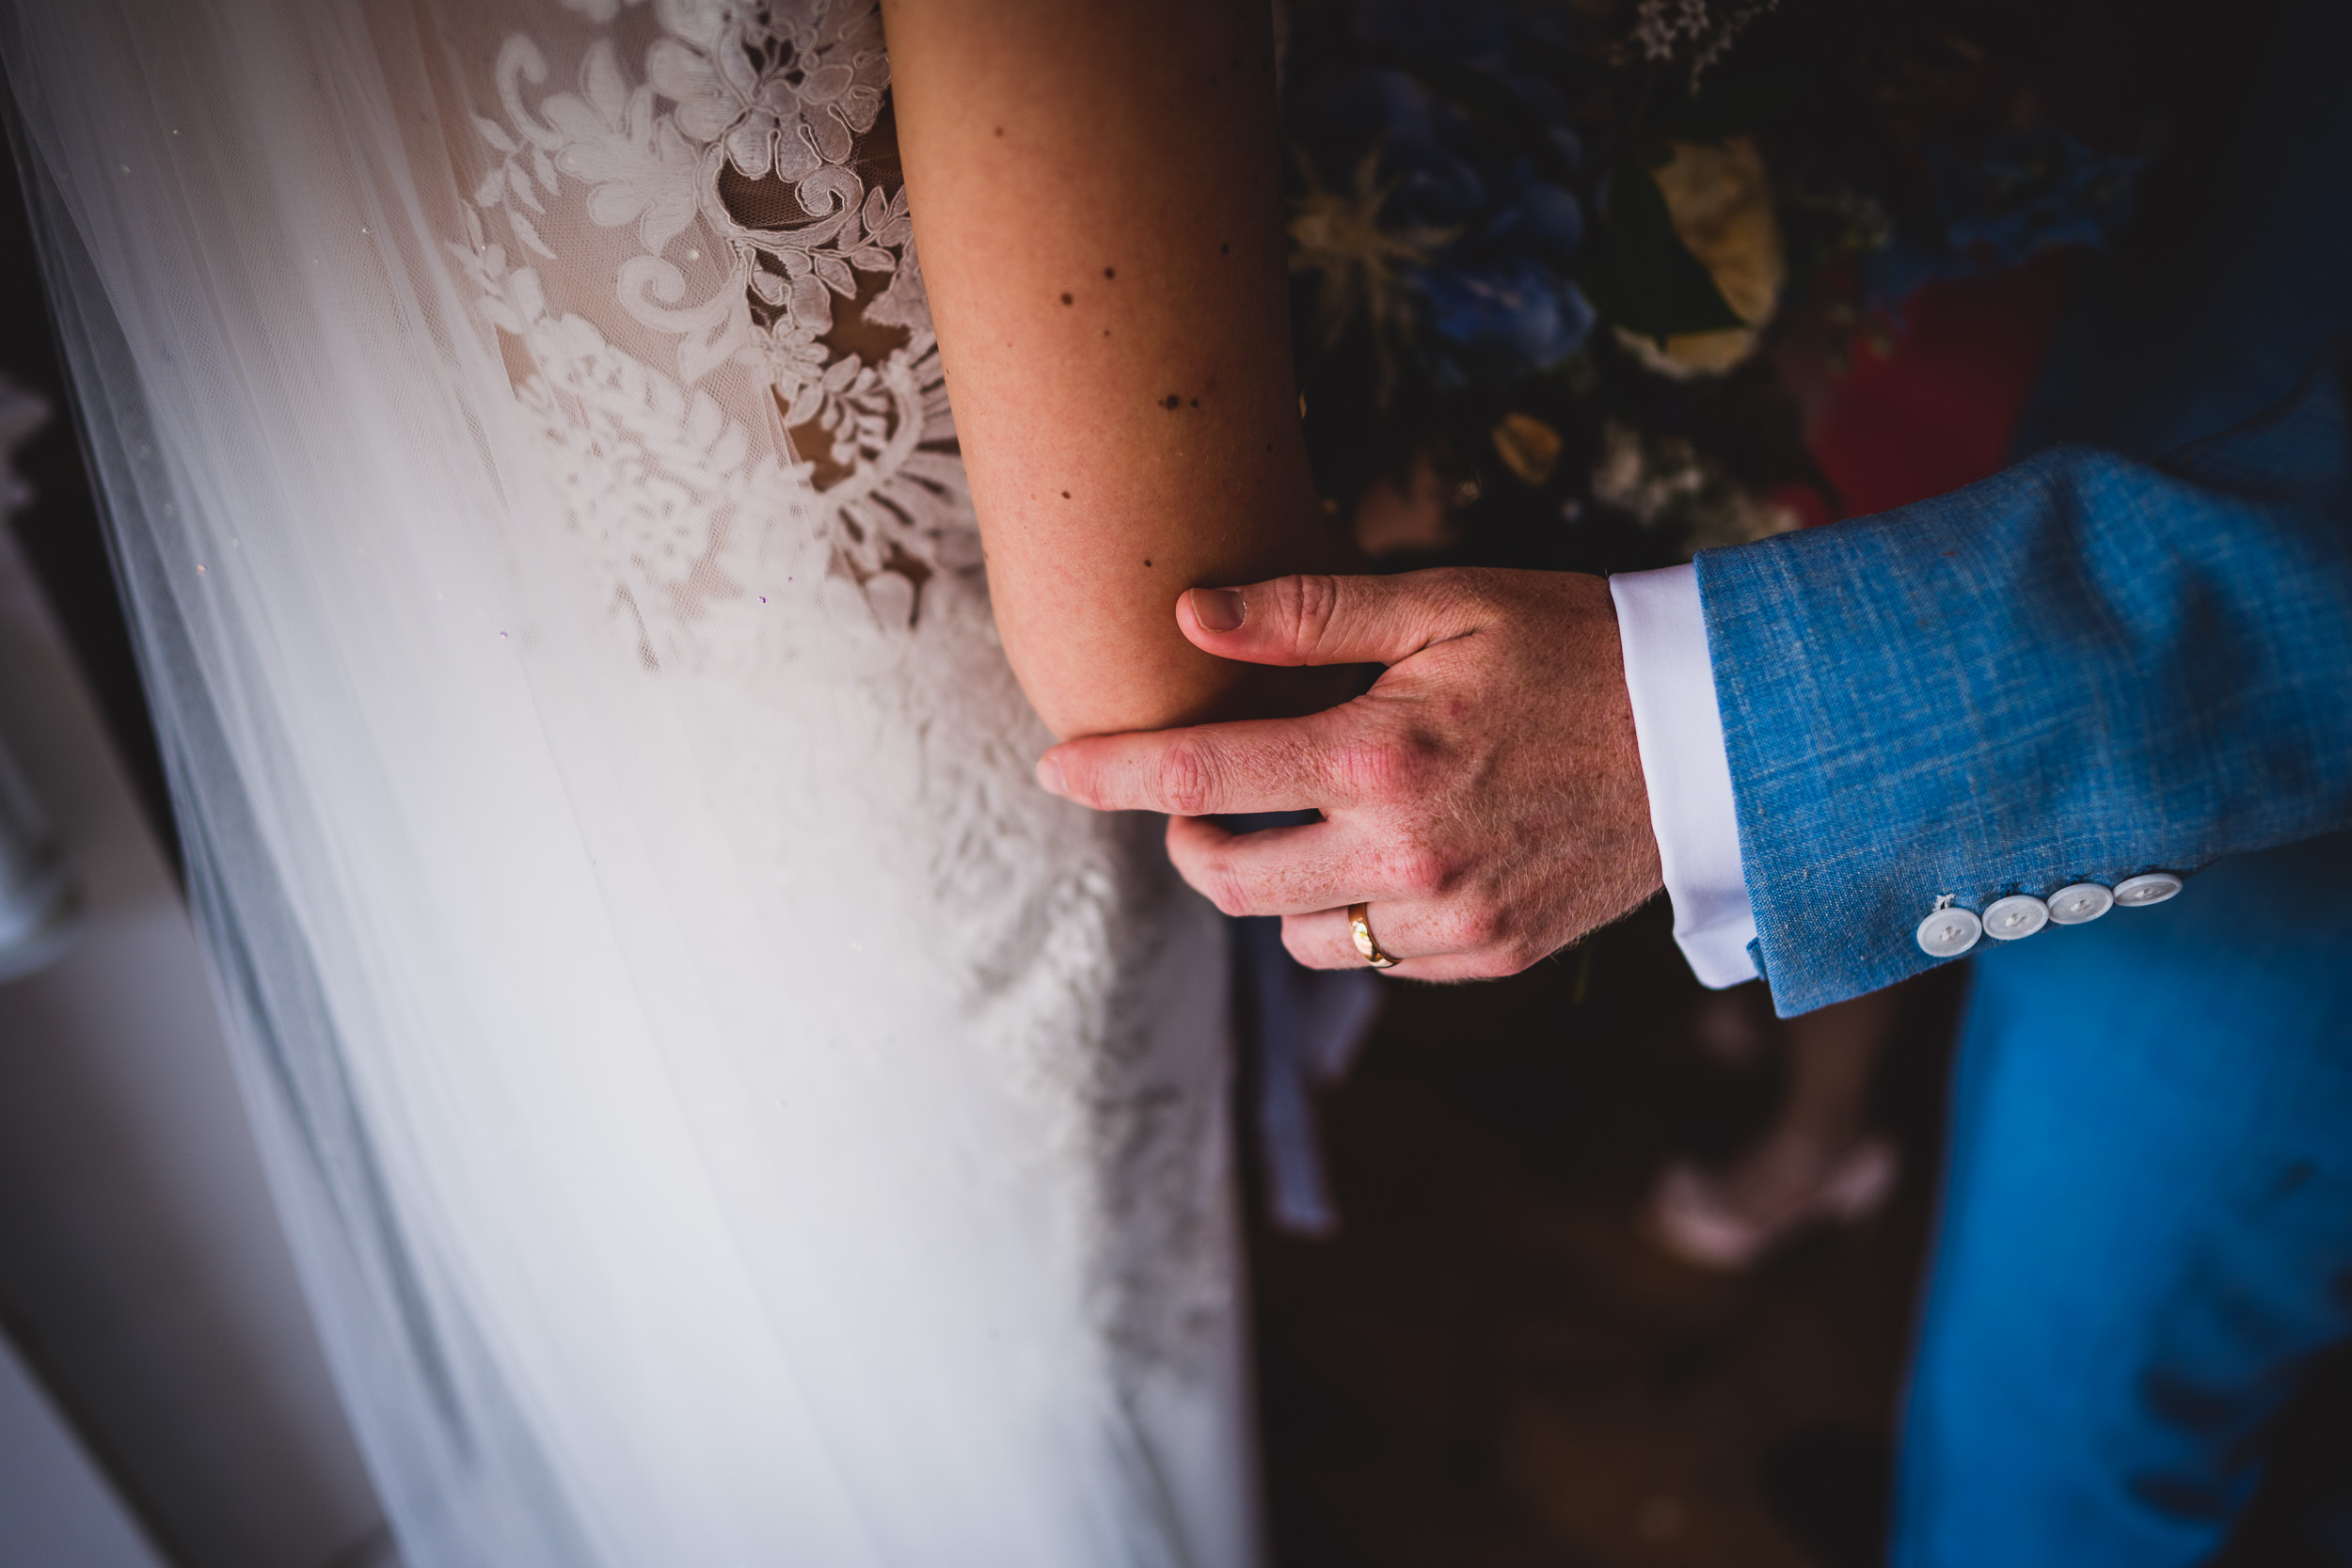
1035, 568, 1665, 979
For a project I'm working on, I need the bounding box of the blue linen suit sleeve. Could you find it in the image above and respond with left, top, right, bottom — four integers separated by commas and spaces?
1693, 336, 2352, 1016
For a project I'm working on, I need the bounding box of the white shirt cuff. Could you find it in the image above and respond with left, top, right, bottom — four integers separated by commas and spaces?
1611, 564, 1758, 988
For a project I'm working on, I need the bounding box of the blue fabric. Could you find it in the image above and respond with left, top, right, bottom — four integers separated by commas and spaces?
1694, 0, 2352, 1020
1693, 3, 2352, 1560
1896, 834, 2352, 1567
1692, 3, 2352, 1559
1694, 344, 2352, 1015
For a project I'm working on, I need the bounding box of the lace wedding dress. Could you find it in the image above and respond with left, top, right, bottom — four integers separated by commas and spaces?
2, 2, 1257, 1563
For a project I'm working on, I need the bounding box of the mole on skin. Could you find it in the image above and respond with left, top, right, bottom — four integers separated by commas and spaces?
1104, 267, 1116, 279
1060, 293, 1073, 304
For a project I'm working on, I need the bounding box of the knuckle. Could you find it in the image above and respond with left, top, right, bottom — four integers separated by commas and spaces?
1386, 841, 1454, 901
1281, 919, 1339, 969
1279, 573, 1345, 661
1199, 856, 1254, 918
1440, 900, 1503, 950
1496, 937, 1549, 974
1396, 727, 1448, 783
1454, 951, 1515, 982
1454, 948, 1500, 979
1156, 740, 1218, 817
1342, 728, 1441, 803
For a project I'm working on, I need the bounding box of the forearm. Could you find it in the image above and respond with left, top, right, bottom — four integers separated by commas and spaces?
883, 0, 1344, 739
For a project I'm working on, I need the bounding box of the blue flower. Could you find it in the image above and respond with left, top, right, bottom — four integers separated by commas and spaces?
1469, 161, 1584, 267
1289, 12, 1599, 394
1285, 0, 1596, 394
1288, 66, 1481, 225
1406, 152, 1593, 386
1863, 125, 2141, 308
1938, 127, 2138, 261
1416, 254, 1596, 389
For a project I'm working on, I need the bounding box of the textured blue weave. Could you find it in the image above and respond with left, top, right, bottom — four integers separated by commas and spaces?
1694, 339, 2352, 1015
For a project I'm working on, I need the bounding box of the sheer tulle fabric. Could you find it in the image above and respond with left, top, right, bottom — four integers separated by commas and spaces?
1, 4, 1256, 1563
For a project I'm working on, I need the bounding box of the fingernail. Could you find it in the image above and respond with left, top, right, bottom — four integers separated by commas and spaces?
1190, 587, 1246, 632
1035, 755, 1066, 797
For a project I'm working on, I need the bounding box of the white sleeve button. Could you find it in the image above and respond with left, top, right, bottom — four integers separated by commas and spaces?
1916, 905, 1983, 958
2047, 882, 2114, 924
2114, 872, 2184, 908
1983, 894, 2051, 941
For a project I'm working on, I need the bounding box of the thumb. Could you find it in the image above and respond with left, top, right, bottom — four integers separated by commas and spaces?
1176, 568, 1482, 668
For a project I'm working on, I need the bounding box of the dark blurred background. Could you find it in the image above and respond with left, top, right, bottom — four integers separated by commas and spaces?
1246, 911, 1962, 1568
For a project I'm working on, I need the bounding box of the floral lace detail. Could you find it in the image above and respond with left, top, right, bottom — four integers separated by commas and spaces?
442, 3, 1235, 1399
453, 0, 971, 653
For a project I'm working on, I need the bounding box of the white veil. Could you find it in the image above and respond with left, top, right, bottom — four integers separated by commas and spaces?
2, 4, 1255, 1565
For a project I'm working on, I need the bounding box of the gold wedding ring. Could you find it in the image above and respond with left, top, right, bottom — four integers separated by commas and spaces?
1348, 902, 1400, 969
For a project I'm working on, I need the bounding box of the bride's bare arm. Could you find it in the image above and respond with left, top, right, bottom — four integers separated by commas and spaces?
882, 0, 1344, 739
